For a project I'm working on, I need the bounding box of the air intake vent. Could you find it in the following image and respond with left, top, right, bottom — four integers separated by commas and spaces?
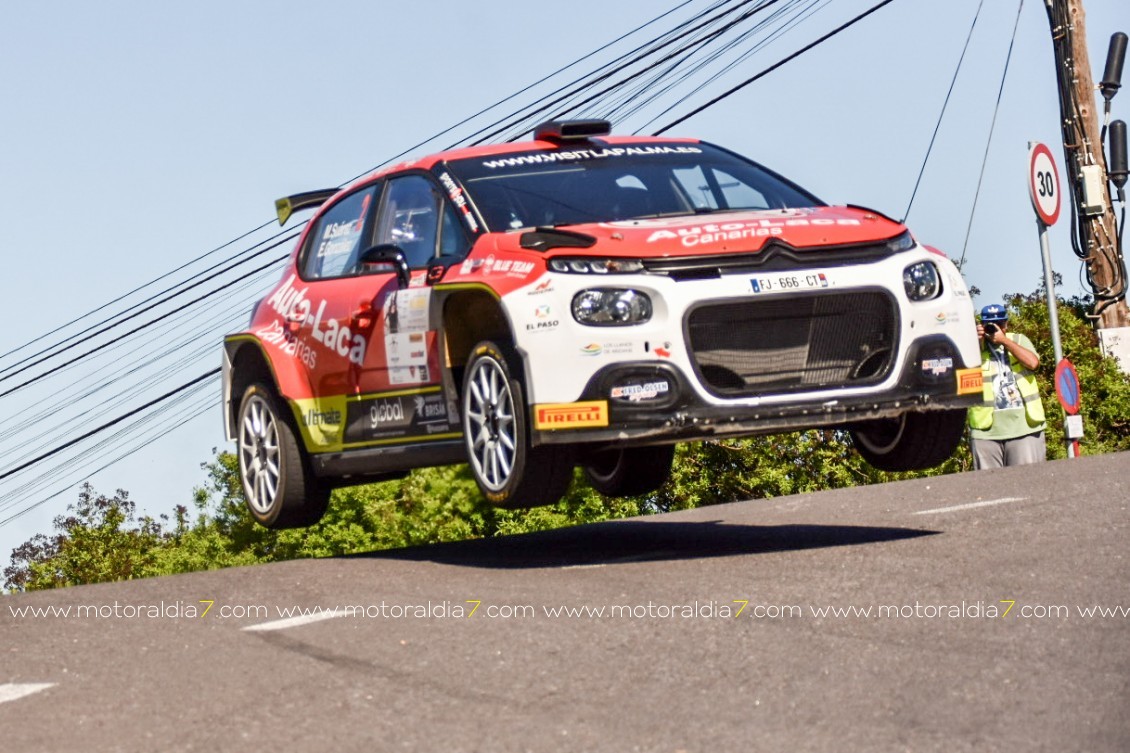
687, 292, 897, 396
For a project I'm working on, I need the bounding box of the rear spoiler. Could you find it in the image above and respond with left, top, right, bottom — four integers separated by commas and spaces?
275, 188, 338, 226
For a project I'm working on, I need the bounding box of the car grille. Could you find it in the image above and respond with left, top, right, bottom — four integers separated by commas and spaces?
686, 291, 897, 396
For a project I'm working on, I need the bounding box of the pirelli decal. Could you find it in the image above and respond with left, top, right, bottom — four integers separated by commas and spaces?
956, 367, 983, 395
534, 401, 609, 430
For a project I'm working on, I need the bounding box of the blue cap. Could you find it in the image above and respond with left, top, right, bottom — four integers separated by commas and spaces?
980, 304, 1008, 323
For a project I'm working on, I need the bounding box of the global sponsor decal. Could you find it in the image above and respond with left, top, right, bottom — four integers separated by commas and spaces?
370, 398, 408, 430
343, 392, 443, 443
534, 401, 609, 430
956, 367, 984, 395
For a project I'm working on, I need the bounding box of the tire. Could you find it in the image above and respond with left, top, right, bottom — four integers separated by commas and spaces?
237, 383, 330, 528
461, 341, 574, 508
849, 409, 966, 472
583, 445, 675, 497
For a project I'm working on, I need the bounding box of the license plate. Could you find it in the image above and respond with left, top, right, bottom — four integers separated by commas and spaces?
750, 272, 831, 294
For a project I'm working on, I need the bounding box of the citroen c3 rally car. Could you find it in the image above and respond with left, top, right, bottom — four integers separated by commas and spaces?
222, 119, 983, 528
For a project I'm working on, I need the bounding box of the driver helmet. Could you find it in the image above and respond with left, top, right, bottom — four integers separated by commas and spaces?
980, 304, 1009, 323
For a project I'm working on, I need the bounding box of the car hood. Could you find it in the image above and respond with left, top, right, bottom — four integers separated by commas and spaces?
497, 205, 907, 257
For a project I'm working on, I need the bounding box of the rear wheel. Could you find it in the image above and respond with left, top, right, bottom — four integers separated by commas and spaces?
237, 383, 330, 528
583, 445, 675, 497
462, 341, 573, 507
850, 409, 966, 471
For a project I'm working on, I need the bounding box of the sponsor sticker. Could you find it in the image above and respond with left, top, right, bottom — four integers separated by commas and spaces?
480, 145, 703, 170
921, 357, 954, 377
343, 390, 448, 442
956, 367, 983, 395
458, 254, 536, 278
610, 380, 670, 403
580, 343, 603, 356
534, 401, 609, 430
527, 278, 554, 295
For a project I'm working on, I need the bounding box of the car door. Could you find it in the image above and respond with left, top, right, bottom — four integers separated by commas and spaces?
289, 184, 386, 413
343, 173, 471, 446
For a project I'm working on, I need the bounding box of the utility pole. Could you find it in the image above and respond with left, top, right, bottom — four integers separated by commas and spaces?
1044, 0, 1129, 333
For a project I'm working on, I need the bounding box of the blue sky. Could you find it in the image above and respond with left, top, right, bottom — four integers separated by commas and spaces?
0, 0, 1125, 570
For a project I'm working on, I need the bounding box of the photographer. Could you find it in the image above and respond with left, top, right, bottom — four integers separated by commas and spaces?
967, 304, 1046, 468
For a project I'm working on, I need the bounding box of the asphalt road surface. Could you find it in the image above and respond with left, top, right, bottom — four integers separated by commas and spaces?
2, 452, 1128, 752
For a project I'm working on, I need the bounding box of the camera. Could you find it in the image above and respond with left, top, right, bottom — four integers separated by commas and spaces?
983, 322, 999, 337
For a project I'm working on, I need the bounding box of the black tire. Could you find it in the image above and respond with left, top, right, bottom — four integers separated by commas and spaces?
849, 409, 966, 472
461, 341, 573, 508
236, 382, 330, 528
583, 445, 676, 497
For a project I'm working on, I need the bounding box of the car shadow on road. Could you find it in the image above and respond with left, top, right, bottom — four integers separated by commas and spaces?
357, 519, 938, 569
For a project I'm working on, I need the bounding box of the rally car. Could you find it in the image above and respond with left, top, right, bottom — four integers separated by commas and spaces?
222, 119, 983, 528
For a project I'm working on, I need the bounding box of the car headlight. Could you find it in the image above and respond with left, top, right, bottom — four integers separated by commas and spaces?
903, 261, 941, 301
549, 258, 644, 274
572, 289, 652, 325
886, 230, 916, 253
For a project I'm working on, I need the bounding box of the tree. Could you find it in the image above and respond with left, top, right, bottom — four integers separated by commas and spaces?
1000, 291, 1130, 456
3, 484, 168, 591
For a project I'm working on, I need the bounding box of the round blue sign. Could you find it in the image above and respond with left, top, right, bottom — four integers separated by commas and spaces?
1055, 359, 1081, 415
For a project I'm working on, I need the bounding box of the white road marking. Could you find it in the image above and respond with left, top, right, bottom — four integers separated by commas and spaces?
242, 611, 345, 632
0, 683, 55, 705
914, 497, 1027, 515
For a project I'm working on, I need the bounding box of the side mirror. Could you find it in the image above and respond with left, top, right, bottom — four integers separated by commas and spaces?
358, 244, 411, 288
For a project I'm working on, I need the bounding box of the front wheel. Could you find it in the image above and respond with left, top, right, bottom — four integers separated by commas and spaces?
462, 341, 573, 508
849, 409, 966, 472
237, 383, 330, 528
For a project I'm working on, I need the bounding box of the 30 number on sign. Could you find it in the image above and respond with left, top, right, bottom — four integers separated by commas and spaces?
1028, 143, 1061, 226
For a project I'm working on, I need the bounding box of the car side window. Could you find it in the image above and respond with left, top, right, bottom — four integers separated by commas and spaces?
438, 201, 471, 257
302, 186, 379, 279
375, 175, 444, 268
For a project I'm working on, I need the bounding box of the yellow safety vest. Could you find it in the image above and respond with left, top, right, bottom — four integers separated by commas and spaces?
967, 333, 1045, 430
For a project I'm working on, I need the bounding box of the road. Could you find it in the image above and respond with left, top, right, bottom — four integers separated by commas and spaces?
2, 452, 1128, 752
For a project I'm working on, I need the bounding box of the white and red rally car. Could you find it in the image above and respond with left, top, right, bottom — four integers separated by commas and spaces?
223, 120, 983, 528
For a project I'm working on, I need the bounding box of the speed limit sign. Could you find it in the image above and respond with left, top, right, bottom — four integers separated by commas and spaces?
1028, 142, 1061, 226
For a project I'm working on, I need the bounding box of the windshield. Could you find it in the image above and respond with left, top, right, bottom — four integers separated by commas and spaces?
445, 142, 823, 231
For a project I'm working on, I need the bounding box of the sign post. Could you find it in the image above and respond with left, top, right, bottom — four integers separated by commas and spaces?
1028, 141, 1079, 457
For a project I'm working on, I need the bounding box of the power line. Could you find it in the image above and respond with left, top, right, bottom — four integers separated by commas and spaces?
652, 0, 902, 136
902, 0, 986, 224
0, 369, 220, 484
958, 0, 1025, 270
